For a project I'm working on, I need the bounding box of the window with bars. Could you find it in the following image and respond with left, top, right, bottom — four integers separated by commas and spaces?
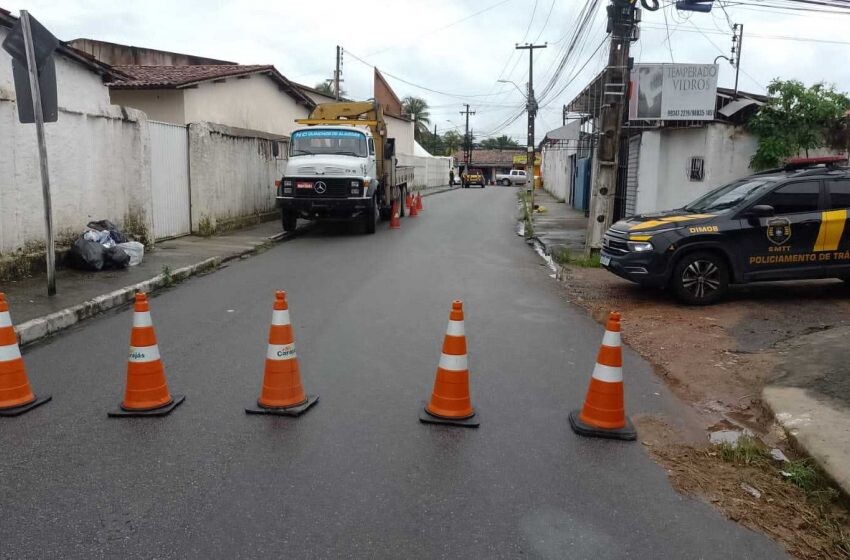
688, 156, 705, 182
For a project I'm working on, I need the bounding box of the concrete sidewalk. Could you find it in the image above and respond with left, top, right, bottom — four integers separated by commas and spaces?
527, 188, 587, 254
5, 184, 457, 347
762, 327, 850, 496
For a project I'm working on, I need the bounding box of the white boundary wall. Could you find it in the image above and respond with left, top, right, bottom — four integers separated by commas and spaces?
397, 155, 452, 188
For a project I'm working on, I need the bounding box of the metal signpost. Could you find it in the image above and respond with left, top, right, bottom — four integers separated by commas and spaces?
2, 11, 59, 295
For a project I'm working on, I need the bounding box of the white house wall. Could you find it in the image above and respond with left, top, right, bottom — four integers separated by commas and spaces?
182, 74, 311, 137
542, 147, 576, 201
110, 89, 186, 124
635, 124, 758, 214
0, 30, 153, 266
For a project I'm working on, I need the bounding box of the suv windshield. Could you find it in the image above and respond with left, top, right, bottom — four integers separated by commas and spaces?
684, 178, 777, 213
291, 129, 367, 157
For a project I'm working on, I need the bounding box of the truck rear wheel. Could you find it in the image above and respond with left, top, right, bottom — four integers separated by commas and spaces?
363, 196, 377, 234
281, 209, 297, 232
399, 187, 406, 218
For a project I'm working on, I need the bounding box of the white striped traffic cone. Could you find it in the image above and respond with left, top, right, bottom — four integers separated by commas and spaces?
569, 311, 636, 440
0, 293, 51, 417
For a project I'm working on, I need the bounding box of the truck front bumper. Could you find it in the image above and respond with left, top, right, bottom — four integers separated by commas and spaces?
277, 196, 370, 220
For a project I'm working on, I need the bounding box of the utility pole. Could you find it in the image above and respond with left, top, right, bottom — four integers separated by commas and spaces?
516, 43, 547, 220
731, 24, 743, 98
460, 104, 476, 170
585, 0, 636, 253
562, 105, 567, 126
334, 45, 342, 101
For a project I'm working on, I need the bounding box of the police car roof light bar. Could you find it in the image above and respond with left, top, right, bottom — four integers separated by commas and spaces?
784, 156, 848, 170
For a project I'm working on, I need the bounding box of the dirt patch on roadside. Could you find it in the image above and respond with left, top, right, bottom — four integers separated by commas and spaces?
637, 416, 850, 560
558, 265, 850, 438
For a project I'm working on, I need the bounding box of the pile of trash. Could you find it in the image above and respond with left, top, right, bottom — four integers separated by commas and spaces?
66, 220, 144, 271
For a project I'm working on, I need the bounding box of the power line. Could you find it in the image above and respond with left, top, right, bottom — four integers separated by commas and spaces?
533, 0, 558, 42
641, 21, 850, 45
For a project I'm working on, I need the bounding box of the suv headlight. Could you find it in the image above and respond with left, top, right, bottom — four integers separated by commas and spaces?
627, 241, 654, 252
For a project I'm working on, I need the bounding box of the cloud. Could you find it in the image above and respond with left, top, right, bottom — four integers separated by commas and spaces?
5, 0, 850, 141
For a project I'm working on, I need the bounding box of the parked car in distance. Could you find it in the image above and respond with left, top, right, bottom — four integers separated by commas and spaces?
600, 156, 850, 305
462, 168, 485, 188
496, 169, 527, 186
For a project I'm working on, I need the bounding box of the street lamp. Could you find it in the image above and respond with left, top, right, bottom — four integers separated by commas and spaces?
498, 79, 537, 225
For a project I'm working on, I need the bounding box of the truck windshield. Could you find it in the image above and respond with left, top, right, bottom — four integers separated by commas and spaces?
684, 178, 776, 213
291, 129, 367, 157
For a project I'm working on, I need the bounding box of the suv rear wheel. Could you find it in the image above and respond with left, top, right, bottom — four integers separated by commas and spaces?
671, 251, 730, 305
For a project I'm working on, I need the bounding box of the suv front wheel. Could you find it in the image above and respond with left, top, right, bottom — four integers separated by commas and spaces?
671, 251, 730, 305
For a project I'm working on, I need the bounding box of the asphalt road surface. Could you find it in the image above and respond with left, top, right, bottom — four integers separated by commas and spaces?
1, 188, 785, 559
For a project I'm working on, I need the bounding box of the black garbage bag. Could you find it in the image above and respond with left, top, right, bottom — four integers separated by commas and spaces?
103, 246, 130, 269
86, 219, 128, 244
67, 237, 106, 271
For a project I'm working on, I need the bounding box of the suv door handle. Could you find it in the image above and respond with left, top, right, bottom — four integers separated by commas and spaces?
800, 220, 820, 225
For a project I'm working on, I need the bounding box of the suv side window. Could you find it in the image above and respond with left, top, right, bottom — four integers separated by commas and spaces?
757, 181, 821, 214
828, 179, 850, 209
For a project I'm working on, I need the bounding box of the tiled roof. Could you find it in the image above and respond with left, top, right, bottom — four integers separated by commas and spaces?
107, 64, 315, 107
108, 64, 274, 88
452, 149, 524, 165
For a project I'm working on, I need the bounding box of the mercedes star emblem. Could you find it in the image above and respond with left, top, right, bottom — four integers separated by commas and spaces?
314, 181, 327, 194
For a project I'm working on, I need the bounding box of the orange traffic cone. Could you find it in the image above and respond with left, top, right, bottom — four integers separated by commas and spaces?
246, 291, 318, 416
390, 200, 401, 229
109, 292, 184, 417
419, 300, 479, 428
569, 312, 636, 440
0, 293, 51, 417
405, 192, 412, 209
409, 196, 419, 217
416, 193, 423, 211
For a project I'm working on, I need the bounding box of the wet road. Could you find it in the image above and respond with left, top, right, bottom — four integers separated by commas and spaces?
0, 187, 785, 559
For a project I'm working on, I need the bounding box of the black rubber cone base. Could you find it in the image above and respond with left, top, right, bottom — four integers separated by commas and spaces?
245, 394, 318, 417
108, 394, 185, 418
0, 394, 51, 417
419, 403, 479, 428
569, 409, 636, 441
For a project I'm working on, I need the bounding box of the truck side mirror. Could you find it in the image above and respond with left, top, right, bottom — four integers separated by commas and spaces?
386, 138, 395, 158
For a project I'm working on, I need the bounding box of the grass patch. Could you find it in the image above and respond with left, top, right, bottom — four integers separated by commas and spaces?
160, 264, 174, 287
552, 248, 601, 268
718, 435, 769, 467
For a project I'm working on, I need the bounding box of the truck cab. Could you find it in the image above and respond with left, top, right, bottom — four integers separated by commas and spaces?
277, 101, 412, 234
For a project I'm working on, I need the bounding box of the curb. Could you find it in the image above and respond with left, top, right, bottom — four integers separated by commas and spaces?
418, 185, 459, 197
762, 385, 850, 498
15, 227, 305, 348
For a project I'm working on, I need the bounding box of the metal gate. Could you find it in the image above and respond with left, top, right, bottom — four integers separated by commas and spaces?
150, 121, 190, 240
625, 134, 641, 218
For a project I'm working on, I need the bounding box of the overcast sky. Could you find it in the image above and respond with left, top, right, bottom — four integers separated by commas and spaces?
5, 0, 850, 143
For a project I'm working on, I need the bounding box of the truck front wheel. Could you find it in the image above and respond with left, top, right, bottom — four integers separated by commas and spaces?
363, 196, 377, 234
281, 209, 297, 232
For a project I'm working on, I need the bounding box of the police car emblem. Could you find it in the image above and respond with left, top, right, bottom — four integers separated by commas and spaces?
766, 217, 791, 245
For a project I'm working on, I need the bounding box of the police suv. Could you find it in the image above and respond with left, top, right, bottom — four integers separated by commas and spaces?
600, 157, 850, 304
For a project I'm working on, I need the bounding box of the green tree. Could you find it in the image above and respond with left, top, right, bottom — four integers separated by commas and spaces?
749, 79, 850, 170
442, 130, 462, 155
401, 96, 431, 141
480, 135, 520, 150
313, 80, 345, 99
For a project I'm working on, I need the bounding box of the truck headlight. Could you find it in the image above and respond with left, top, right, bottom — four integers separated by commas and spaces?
627, 241, 654, 252
350, 187, 360, 195
350, 180, 361, 187
283, 180, 292, 187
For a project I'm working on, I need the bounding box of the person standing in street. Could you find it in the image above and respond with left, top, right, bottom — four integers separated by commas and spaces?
449, 169, 455, 187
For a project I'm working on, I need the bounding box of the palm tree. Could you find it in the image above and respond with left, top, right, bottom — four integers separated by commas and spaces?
443, 130, 461, 155
314, 81, 334, 96
402, 96, 431, 141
